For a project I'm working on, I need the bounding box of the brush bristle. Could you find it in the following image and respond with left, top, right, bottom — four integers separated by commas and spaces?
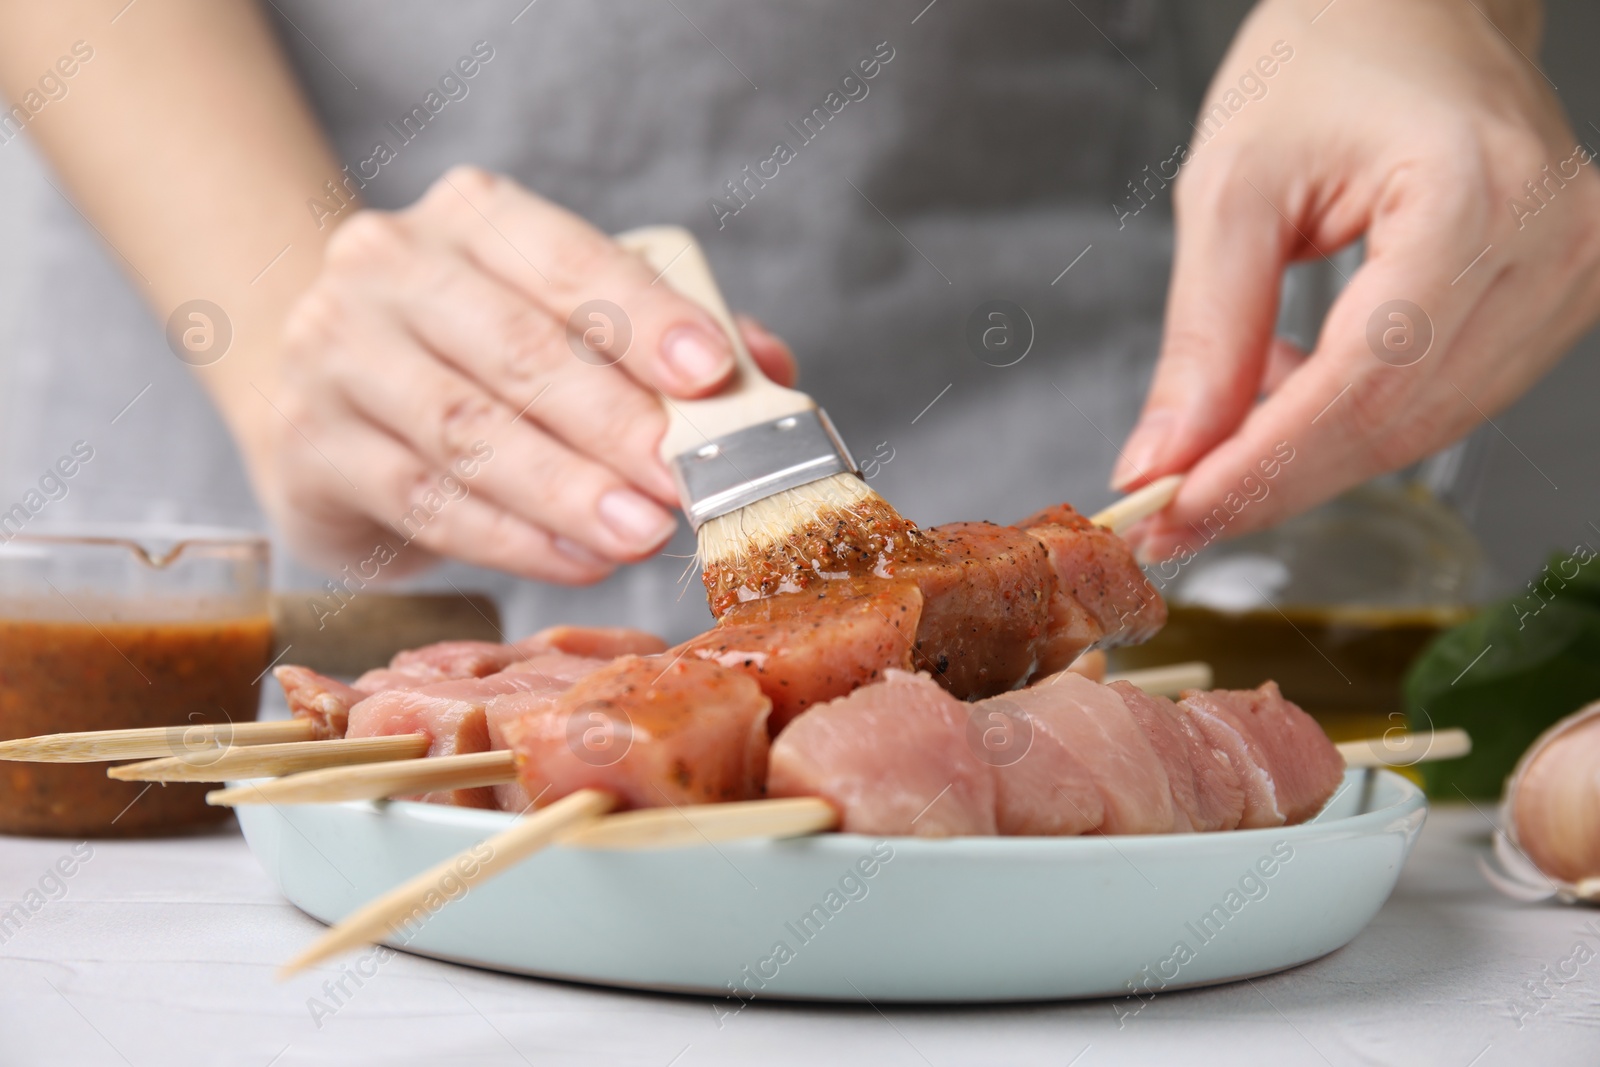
696, 473, 881, 566
696, 473, 929, 617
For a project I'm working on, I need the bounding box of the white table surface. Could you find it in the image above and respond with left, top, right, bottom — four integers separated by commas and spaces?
2, 803, 1596, 1067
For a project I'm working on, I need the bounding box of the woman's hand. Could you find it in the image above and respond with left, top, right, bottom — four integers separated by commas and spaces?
1115, 0, 1600, 561
258, 167, 796, 583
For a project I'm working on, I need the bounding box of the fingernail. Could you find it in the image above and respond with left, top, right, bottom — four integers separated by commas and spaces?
1111, 411, 1174, 491
598, 488, 677, 548
661, 325, 733, 390
553, 536, 610, 568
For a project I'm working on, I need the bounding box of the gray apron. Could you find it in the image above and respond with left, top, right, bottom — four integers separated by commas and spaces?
0, 0, 1244, 642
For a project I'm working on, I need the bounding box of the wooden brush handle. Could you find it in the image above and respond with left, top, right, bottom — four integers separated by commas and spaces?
615, 226, 816, 462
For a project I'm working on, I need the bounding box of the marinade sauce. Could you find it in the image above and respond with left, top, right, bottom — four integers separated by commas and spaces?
0, 609, 274, 836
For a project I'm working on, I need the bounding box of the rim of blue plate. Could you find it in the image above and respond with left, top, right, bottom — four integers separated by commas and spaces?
247, 768, 1425, 858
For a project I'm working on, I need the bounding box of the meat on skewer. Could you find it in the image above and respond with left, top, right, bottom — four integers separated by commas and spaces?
677, 502, 1165, 732
342, 655, 610, 808
756, 670, 999, 836
501, 655, 772, 809
273, 628, 665, 742
274, 500, 1163, 747
675, 581, 921, 734
766, 669, 1345, 838
481, 656, 1336, 838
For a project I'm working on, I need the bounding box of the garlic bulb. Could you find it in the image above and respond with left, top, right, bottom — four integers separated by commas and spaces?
1485, 701, 1600, 904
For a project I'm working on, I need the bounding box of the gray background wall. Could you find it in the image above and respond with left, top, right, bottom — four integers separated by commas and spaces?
0, 1, 1594, 595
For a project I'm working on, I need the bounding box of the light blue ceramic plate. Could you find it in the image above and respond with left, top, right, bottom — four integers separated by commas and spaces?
237, 769, 1425, 1002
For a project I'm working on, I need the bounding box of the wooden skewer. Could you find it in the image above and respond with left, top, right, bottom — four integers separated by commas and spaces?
558, 796, 837, 850
1337, 727, 1470, 769
1104, 661, 1213, 697
0, 719, 316, 763
279, 788, 617, 977
207, 750, 517, 806
1089, 474, 1182, 534
215, 718, 1463, 816
107, 734, 431, 783
208, 662, 1224, 808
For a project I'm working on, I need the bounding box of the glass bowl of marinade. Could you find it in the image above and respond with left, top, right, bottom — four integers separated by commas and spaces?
0, 526, 272, 836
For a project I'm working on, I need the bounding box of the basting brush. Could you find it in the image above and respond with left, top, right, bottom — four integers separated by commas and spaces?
617, 227, 926, 614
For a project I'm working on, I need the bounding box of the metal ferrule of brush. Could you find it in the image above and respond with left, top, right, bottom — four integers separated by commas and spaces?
670, 409, 859, 530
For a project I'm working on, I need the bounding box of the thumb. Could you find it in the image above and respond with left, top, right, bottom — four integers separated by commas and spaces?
1113, 172, 1290, 491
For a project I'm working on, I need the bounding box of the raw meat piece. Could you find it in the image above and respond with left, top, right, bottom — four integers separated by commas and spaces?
500, 650, 613, 685
978, 690, 1105, 837
273, 666, 364, 740
1179, 683, 1343, 827
1112, 681, 1244, 833
987, 670, 1174, 835
768, 670, 997, 837
514, 625, 667, 659
346, 672, 558, 807
383, 640, 524, 681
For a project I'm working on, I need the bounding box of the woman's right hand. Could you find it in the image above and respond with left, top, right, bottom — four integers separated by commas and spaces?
252, 167, 796, 583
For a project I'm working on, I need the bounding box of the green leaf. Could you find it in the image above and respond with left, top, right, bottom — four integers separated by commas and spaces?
1405, 585, 1600, 798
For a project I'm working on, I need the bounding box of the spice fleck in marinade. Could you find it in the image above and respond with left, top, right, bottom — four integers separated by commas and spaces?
0, 612, 274, 836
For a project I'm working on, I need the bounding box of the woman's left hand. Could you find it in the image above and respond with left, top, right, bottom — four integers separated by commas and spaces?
1115, 0, 1600, 561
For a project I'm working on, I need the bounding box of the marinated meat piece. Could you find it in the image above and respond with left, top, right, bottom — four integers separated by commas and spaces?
513, 625, 667, 660
992, 670, 1174, 835
1112, 681, 1244, 833
893, 522, 1053, 699
1179, 683, 1343, 827
768, 670, 997, 838
273, 666, 364, 741
703, 502, 1164, 702
504, 656, 771, 810
1021, 503, 1166, 674
677, 581, 921, 733
484, 675, 582, 813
